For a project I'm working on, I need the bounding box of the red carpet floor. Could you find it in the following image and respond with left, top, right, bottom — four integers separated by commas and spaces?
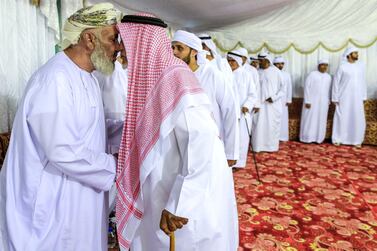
235, 141, 377, 251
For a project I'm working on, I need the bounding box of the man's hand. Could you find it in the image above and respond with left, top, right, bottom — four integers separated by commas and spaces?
332, 102, 339, 106
160, 209, 188, 236
227, 159, 237, 167
253, 107, 260, 113
266, 97, 273, 103
305, 103, 311, 109
241, 107, 249, 114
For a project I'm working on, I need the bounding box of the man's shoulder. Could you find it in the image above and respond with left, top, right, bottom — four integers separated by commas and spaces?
308, 70, 318, 77
26, 53, 76, 97
283, 70, 291, 77
34, 52, 74, 82
199, 62, 225, 81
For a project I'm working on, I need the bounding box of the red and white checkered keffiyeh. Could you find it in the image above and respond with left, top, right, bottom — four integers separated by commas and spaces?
116, 13, 205, 249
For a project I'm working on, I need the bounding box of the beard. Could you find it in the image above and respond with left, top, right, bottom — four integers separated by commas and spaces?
351, 55, 359, 61
90, 40, 115, 75
181, 48, 192, 65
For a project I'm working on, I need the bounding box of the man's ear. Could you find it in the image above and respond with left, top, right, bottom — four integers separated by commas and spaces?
82, 31, 96, 51
191, 49, 198, 58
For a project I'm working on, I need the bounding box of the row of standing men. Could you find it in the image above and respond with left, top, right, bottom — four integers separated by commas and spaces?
100, 30, 367, 171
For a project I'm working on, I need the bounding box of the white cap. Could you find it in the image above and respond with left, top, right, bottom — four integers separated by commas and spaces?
344, 46, 358, 56
172, 30, 207, 64
273, 56, 285, 64
238, 48, 249, 58
318, 59, 329, 65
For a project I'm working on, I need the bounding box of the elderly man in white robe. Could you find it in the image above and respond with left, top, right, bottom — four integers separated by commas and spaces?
172, 30, 239, 166
116, 14, 238, 251
0, 3, 121, 251
227, 50, 259, 168
300, 59, 332, 143
332, 47, 367, 148
252, 52, 286, 152
273, 56, 293, 141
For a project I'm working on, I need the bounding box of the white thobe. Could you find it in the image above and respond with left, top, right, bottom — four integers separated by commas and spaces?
244, 63, 260, 93
232, 67, 258, 168
280, 71, 292, 141
194, 63, 239, 160
332, 62, 367, 145
208, 58, 240, 117
300, 71, 332, 143
0, 52, 116, 251
94, 61, 128, 154
94, 61, 128, 212
130, 105, 238, 251
252, 66, 285, 152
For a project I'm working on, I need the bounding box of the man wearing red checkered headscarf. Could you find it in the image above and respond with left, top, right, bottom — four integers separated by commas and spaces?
116, 13, 238, 251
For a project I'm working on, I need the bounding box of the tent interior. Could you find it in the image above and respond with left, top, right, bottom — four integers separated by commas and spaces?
1, 0, 377, 132
1, 0, 377, 250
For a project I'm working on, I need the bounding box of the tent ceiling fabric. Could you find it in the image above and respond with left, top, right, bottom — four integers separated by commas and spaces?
89, 0, 377, 54
89, 0, 297, 30
209, 0, 377, 53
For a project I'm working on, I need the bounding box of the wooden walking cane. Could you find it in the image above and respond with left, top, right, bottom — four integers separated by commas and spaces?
169, 232, 175, 251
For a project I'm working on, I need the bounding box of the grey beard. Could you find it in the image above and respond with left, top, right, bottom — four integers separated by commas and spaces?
91, 42, 115, 76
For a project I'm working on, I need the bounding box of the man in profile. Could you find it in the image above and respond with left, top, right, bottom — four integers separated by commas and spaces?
115, 13, 239, 251
0, 3, 121, 251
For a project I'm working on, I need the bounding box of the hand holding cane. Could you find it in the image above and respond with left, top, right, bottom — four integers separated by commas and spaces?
160, 209, 188, 250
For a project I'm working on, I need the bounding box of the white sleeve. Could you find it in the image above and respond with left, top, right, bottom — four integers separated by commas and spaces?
271, 71, 286, 102
286, 74, 293, 103
361, 64, 367, 101
242, 74, 259, 110
216, 74, 240, 160
230, 74, 241, 119
253, 71, 261, 108
27, 73, 116, 191
332, 67, 342, 102
165, 106, 217, 216
303, 73, 313, 105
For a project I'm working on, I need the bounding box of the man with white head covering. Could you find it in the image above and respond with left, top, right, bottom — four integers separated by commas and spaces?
250, 55, 259, 69
332, 47, 367, 148
0, 3, 121, 251
198, 34, 231, 73
238, 48, 260, 90
116, 14, 238, 251
252, 52, 286, 152
300, 59, 332, 143
172, 30, 239, 166
227, 50, 259, 168
273, 56, 293, 141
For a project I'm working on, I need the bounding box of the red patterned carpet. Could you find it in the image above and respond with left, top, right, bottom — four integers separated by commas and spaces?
235, 141, 377, 251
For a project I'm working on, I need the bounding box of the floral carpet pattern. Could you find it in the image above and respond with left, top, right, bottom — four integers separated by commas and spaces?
235, 141, 377, 251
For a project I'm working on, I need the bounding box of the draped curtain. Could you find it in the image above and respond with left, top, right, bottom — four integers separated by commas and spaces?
210, 0, 377, 53
256, 43, 377, 99
1, 0, 377, 132
0, 0, 57, 133
0, 0, 83, 133
207, 0, 377, 99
